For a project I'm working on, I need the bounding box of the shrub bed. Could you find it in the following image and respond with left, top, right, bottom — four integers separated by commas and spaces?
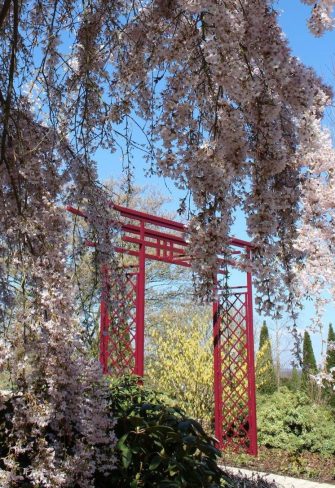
1, 380, 281, 487
102, 376, 225, 487
257, 388, 335, 455
222, 447, 335, 483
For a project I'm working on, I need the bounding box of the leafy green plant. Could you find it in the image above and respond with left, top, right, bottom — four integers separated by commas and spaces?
289, 367, 301, 392
326, 323, 335, 372
325, 323, 335, 408
257, 388, 335, 455
302, 331, 317, 391
100, 376, 228, 487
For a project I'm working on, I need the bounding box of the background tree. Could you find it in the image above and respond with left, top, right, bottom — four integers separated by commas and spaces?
256, 322, 277, 394
326, 323, 335, 373
302, 331, 318, 394
259, 321, 271, 350
272, 318, 292, 389
324, 323, 335, 407
302, 331, 317, 373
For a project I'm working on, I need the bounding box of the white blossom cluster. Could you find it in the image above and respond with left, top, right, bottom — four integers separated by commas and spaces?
310, 368, 335, 389
0, 108, 117, 484
11, 0, 333, 315
303, 0, 335, 35
105, 0, 335, 315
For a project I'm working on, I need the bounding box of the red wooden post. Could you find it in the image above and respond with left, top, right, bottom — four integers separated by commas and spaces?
213, 293, 223, 449
67, 204, 258, 455
135, 220, 145, 377
246, 251, 258, 455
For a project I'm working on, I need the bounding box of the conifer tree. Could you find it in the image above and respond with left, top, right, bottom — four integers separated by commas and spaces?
325, 323, 335, 407
326, 323, 335, 373
256, 322, 277, 394
303, 331, 317, 371
302, 331, 317, 390
259, 320, 270, 349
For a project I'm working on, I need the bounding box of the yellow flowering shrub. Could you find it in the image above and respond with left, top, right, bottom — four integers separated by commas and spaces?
146, 305, 214, 431
256, 340, 277, 394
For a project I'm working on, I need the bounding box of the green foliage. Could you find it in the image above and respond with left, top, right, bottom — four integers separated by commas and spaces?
257, 388, 335, 455
302, 331, 317, 372
103, 376, 228, 488
256, 323, 276, 394
302, 331, 317, 391
324, 323, 335, 408
259, 321, 270, 349
326, 323, 335, 372
289, 367, 301, 392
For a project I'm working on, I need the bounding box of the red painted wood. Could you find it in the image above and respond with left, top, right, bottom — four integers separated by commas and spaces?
67, 203, 257, 455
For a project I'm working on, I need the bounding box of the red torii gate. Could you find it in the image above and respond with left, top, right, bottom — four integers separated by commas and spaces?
68, 203, 258, 455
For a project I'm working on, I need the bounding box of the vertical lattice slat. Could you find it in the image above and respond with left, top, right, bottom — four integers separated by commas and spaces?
101, 271, 138, 376
214, 291, 257, 455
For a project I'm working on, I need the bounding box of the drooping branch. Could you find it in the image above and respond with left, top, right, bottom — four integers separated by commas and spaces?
0, 0, 11, 31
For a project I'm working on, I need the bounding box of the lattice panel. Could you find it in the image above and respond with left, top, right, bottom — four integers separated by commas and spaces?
70, 201, 257, 455
215, 292, 256, 454
100, 271, 138, 376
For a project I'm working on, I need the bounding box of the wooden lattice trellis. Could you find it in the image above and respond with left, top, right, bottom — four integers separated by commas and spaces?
68, 203, 258, 455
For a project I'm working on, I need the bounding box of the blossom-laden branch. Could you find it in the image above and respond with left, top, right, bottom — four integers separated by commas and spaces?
107, 0, 335, 316
0, 105, 117, 486
1, 0, 334, 312
302, 0, 335, 35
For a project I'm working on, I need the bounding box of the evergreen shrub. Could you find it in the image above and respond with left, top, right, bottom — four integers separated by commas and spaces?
325, 324, 335, 409
103, 376, 227, 488
257, 388, 335, 455
326, 323, 335, 372
302, 331, 317, 389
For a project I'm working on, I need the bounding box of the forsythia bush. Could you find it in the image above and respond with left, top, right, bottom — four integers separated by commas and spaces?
146, 306, 214, 430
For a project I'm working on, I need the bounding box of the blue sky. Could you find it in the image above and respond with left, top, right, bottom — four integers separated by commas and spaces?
96, 1, 335, 363
275, 1, 335, 362
277, 0, 335, 88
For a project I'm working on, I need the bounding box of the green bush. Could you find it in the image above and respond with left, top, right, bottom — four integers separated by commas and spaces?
101, 376, 227, 487
257, 388, 335, 455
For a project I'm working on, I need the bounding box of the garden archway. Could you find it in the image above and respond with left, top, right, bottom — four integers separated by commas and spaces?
68, 203, 258, 455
